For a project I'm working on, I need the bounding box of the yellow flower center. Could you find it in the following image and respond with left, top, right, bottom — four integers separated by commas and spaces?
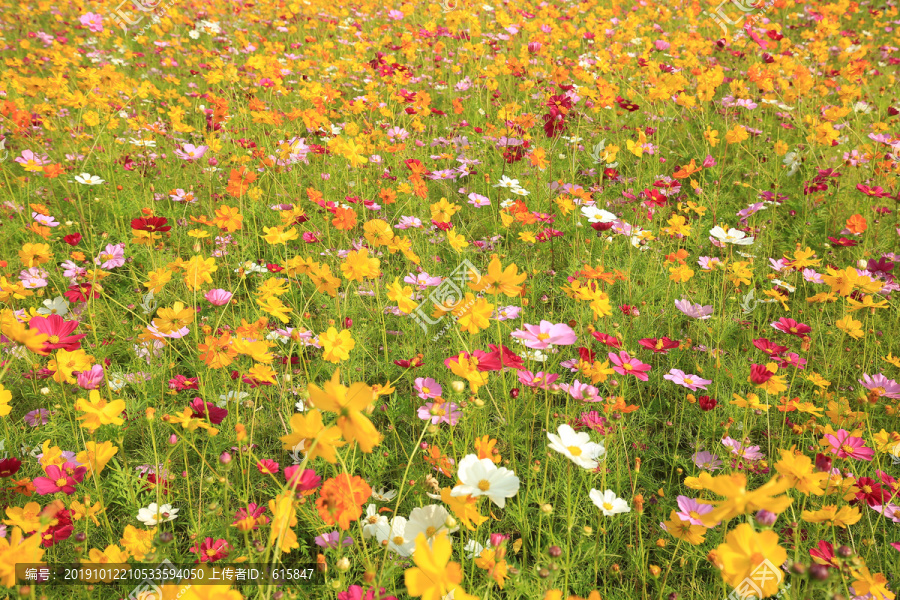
422, 386, 431, 395
602, 502, 614, 511
567, 445, 583, 457
537, 332, 550, 341
623, 363, 633, 371
55, 478, 68, 487
392, 536, 405, 545
49, 335, 60, 343
841, 444, 855, 455
425, 526, 437, 537
478, 479, 491, 491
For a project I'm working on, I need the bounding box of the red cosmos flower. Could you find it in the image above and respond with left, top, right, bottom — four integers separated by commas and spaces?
0, 457, 22, 478
232, 503, 269, 530
141, 472, 170, 495
852, 477, 890, 507
28, 314, 87, 351
749, 364, 774, 384
285, 466, 321, 495
828, 237, 859, 247
63, 233, 82, 246
130, 216, 171, 232
591, 331, 622, 349
638, 337, 680, 354
576, 346, 597, 363
40, 508, 73, 548
771, 317, 811, 337
486, 344, 525, 370
256, 459, 280, 475
752, 338, 788, 358
64, 283, 100, 303
698, 395, 718, 411
809, 540, 838, 568
191, 537, 231, 563
393, 356, 424, 368
168, 375, 200, 391
619, 304, 639, 316
189, 398, 228, 425
266, 264, 283, 273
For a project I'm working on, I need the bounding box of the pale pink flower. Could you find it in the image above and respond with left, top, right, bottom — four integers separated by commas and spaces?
510, 321, 577, 349
205, 289, 233, 306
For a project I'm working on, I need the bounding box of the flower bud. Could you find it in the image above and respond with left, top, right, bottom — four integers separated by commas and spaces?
755, 510, 777, 526
450, 381, 466, 393
336, 557, 350, 572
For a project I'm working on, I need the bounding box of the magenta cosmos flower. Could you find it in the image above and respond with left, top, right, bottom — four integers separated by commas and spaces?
823, 429, 874, 461
663, 369, 712, 392
34, 462, 87, 495
28, 314, 87, 351
517, 370, 559, 389
204, 289, 233, 306
510, 321, 577, 349
608, 351, 651, 381
771, 317, 811, 337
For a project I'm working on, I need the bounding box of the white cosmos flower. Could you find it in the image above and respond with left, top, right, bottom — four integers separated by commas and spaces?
589, 489, 630, 516
137, 503, 178, 526
492, 175, 520, 189
74, 173, 105, 185
709, 226, 754, 246
405, 505, 458, 546
451, 454, 520, 508
371, 487, 398, 502
36, 296, 70, 317
373, 516, 415, 557
547, 424, 606, 469
581, 205, 618, 223
361, 504, 389, 540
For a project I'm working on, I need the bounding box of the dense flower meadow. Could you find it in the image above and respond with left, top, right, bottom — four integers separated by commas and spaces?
1, 0, 899, 598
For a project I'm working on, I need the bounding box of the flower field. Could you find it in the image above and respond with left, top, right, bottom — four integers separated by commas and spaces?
1, 0, 899, 598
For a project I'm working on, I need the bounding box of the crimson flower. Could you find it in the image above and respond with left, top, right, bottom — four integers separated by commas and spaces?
63, 233, 82, 246
34, 462, 86, 495
130, 216, 171, 232
28, 314, 87, 351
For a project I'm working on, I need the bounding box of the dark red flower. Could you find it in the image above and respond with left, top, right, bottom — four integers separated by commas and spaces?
591, 331, 621, 349
486, 344, 525, 370
638, 337, 680, 354
752, 338, 788, 357
189, 398, 228, 425
190, 537, 231, 563
698, 395, 718, 411
130, 217, 171, 232
63, 233, 82, 246
852, 477, 890, 507
828, 237, 859, 247
0, 457, 22, 478
40, 509, 73, 548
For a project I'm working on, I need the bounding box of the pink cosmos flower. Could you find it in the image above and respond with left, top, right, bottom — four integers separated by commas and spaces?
663, 369, 712, 392
517, 370, 559, 390
404, 272, 442, 289
79, 12, 104, 32
722, 436, 764, 461
284, 466, 321, 493
174, 144, 208, 161
823, 429, 874, 461
771, 317, 811, 337
858, 373, 900, 399
34, 462, 87, 495
417, 401, 461, 426
692, 451, 722, 470
676, 495, 715, 526
94, 243, 125, 269
413, 377, 442, 400
511, 321, 577, 349
560, 380, 602, 402
608, 351, 651, 381
674, 298, 713, 319
205, 289, 233, 306
76, 365, 105, 390
494, 306, 522, 321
